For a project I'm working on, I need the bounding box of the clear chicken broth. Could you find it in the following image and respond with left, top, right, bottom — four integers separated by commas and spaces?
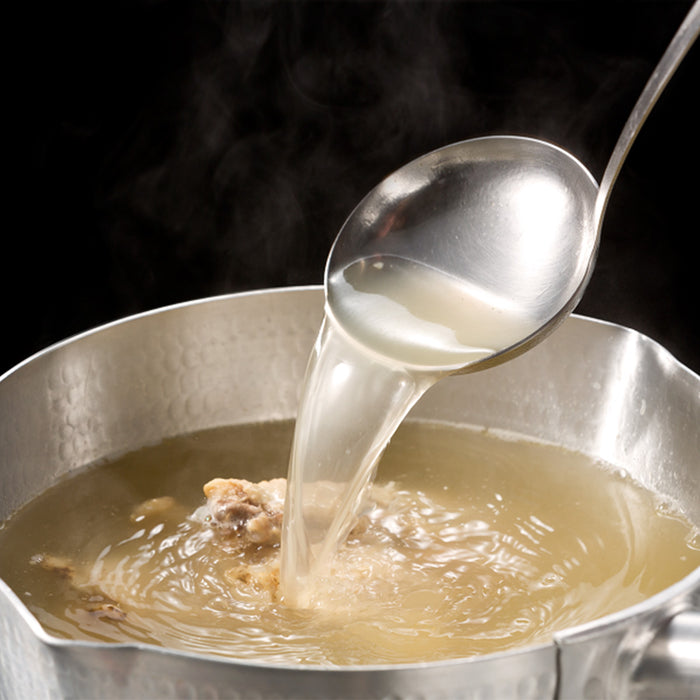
0, 419, 698, 666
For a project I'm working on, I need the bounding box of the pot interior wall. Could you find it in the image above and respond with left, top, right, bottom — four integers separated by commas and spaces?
1, 287, 698, 525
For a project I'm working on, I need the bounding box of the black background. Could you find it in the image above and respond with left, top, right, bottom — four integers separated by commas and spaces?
7, 0, 699, 374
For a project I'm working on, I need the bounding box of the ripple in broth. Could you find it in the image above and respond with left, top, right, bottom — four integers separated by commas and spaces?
0, 420, 698, 666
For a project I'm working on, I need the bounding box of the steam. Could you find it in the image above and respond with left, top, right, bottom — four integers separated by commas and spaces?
8, 1, 696, 375
91, 1, 690, 339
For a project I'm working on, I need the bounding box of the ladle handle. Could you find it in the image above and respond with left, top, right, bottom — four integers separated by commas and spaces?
595, 0, 700, 231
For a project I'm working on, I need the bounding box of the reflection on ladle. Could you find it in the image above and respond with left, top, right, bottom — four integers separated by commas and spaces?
280, 1, 700, 606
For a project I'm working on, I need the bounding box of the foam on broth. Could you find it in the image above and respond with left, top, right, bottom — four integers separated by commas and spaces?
1, 420, 698, 666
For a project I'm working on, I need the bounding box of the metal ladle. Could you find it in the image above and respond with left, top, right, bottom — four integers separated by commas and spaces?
324, 1, 699, 374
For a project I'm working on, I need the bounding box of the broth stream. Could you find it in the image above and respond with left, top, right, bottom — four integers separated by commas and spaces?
282, 254, 540, 604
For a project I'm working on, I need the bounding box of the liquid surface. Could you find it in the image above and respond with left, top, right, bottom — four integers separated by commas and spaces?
2, 421, 698, 666
327, 255, 539, 369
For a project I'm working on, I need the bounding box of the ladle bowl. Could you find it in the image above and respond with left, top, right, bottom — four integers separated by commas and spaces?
326, 0, 700, 374
325, 136, 598, 372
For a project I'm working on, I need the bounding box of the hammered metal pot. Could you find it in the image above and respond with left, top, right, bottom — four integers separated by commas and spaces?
1, 287, 698, 700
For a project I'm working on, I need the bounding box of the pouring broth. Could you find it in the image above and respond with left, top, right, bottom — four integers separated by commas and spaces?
282, 256, 541, 604
1, 419, 698, 666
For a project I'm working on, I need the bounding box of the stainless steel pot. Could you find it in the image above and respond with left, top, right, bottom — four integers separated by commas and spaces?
1, 287, 698, 699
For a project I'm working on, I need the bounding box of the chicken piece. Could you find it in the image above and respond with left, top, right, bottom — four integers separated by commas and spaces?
30, 553, 75, 579
82, 599, 127, 621
226, 561, 280, 595
130, 495, 177, 523
203, 477, 286, 545
30, 553, 127, 621
202, 477, 399, 546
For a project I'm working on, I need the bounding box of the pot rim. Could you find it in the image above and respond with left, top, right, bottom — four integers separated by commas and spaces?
3, 285, 698, 385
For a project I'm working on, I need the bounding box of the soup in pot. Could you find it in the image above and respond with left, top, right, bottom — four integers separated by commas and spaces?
1, 419, 698, 666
